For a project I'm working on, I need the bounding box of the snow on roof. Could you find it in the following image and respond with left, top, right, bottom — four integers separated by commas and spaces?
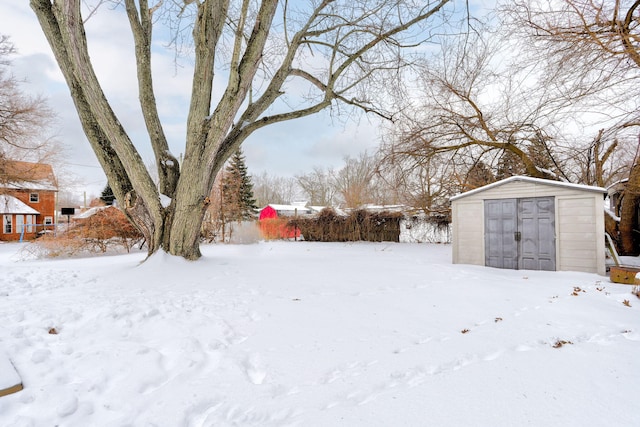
73, 206, 112, 219
264, 204, 312, 213
0, 195, 40, 214
359, 204, 406, 212
450, 175, 606, 201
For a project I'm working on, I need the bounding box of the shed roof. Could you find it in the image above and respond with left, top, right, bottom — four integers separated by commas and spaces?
0, 195, 40, 214
450, 176, 606, 201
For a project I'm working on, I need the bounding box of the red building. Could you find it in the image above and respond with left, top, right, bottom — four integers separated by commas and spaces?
258, 204, 311, 239
0, 160, 58, 241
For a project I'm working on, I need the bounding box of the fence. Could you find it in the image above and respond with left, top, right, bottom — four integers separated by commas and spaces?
19, 223, 60, 242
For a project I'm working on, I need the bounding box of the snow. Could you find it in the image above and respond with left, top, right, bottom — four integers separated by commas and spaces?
0, 195, 40, 215
0, 352, 21, 391
160, 194, 172, 208
605, 207, 621, 222
0, 241, 638, 426
72, 206, 110, 219
263, 204, 312, 214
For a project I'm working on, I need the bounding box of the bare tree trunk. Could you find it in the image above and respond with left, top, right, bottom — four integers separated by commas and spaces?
619, 158, 640, 255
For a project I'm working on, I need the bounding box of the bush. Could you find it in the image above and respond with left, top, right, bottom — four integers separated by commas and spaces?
290, 208, 402, 242
21, 207, 144, 259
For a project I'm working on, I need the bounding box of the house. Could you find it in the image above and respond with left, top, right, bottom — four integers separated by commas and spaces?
0, 160, 57, 241
450, 176, 607, 275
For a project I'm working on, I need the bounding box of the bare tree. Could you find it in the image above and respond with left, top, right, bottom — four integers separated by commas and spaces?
0, 34, 59, 181
507, 0, 640, 253
377, 140, 461, 216
382, 27, 576, 186
296, 167, 337, 206
252, 172, 300, 208
30, 0, 453, 259
332, 152, 378, 208
571, 128, 633, 188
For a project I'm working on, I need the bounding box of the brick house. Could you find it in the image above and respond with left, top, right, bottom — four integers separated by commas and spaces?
0, 160, 58, 241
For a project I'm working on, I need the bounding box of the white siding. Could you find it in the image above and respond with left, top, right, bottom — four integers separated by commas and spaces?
556, 196, 605, 275
452, 200, 484, 265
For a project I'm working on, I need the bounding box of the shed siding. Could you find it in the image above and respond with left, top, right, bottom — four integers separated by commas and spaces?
452, 201, 484, 265
556, 196, 604, 274
452, 178, 605, 275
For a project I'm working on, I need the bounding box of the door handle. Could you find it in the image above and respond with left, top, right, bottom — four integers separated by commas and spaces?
514, 231, 521, 242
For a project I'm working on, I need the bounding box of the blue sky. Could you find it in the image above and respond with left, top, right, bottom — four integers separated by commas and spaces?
0, 2, 385, 198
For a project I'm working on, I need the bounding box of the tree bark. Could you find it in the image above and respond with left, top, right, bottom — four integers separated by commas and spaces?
619, 158, 640, 255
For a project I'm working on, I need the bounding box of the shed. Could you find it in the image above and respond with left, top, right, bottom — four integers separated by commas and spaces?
450, 176, 606, 275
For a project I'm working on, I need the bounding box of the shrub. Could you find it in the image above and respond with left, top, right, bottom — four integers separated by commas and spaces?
290, 208, 402, 242
21, 207, 143, 259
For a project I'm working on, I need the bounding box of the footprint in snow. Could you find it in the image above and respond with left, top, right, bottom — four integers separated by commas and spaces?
56, 395, 78, 417
31, 348, 51, 363
243, 354, 267, 385
482, 350, 504, 361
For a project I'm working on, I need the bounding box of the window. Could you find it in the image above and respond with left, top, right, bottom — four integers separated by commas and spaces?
3, 215, 12, 234
25, 215, 34, 232
30, 193, 39, 203
44, 216, 53, 225
16, 215, 24, 235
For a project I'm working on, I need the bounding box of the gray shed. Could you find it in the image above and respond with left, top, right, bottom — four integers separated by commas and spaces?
451, 176, 606, 275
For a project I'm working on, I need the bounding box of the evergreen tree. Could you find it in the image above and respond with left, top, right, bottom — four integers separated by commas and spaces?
495, 150, 526, 181
100, 184, 116, 205
221, 149, 258, 221
465, 161, 495, 190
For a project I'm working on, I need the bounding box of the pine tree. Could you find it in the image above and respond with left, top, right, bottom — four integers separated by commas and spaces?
495, 150, 526, 181
100, 184, 116, 205
221, 149, 258, 221
465, 161, 495, 190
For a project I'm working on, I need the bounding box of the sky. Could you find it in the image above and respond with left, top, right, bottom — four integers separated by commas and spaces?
0, 240, 639, 425
0, 2, 384, 200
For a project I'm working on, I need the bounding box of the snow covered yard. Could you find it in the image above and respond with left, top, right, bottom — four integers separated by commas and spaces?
0, 241, 638, 426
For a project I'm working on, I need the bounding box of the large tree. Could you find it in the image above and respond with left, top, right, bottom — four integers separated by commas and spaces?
30, 0, 453, 259
508, 0, 640, 253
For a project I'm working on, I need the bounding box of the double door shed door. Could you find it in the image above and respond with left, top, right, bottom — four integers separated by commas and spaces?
484, 197, 556, 271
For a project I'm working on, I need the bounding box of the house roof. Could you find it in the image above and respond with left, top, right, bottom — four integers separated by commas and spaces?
450, 175, 607, 201
0, 160, 58, 191
0, 195, 40, 215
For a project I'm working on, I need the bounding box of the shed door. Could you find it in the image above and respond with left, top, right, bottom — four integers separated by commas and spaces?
484, 197, 556, 271
485, 199, 518, 269
519, 197, 556, 270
